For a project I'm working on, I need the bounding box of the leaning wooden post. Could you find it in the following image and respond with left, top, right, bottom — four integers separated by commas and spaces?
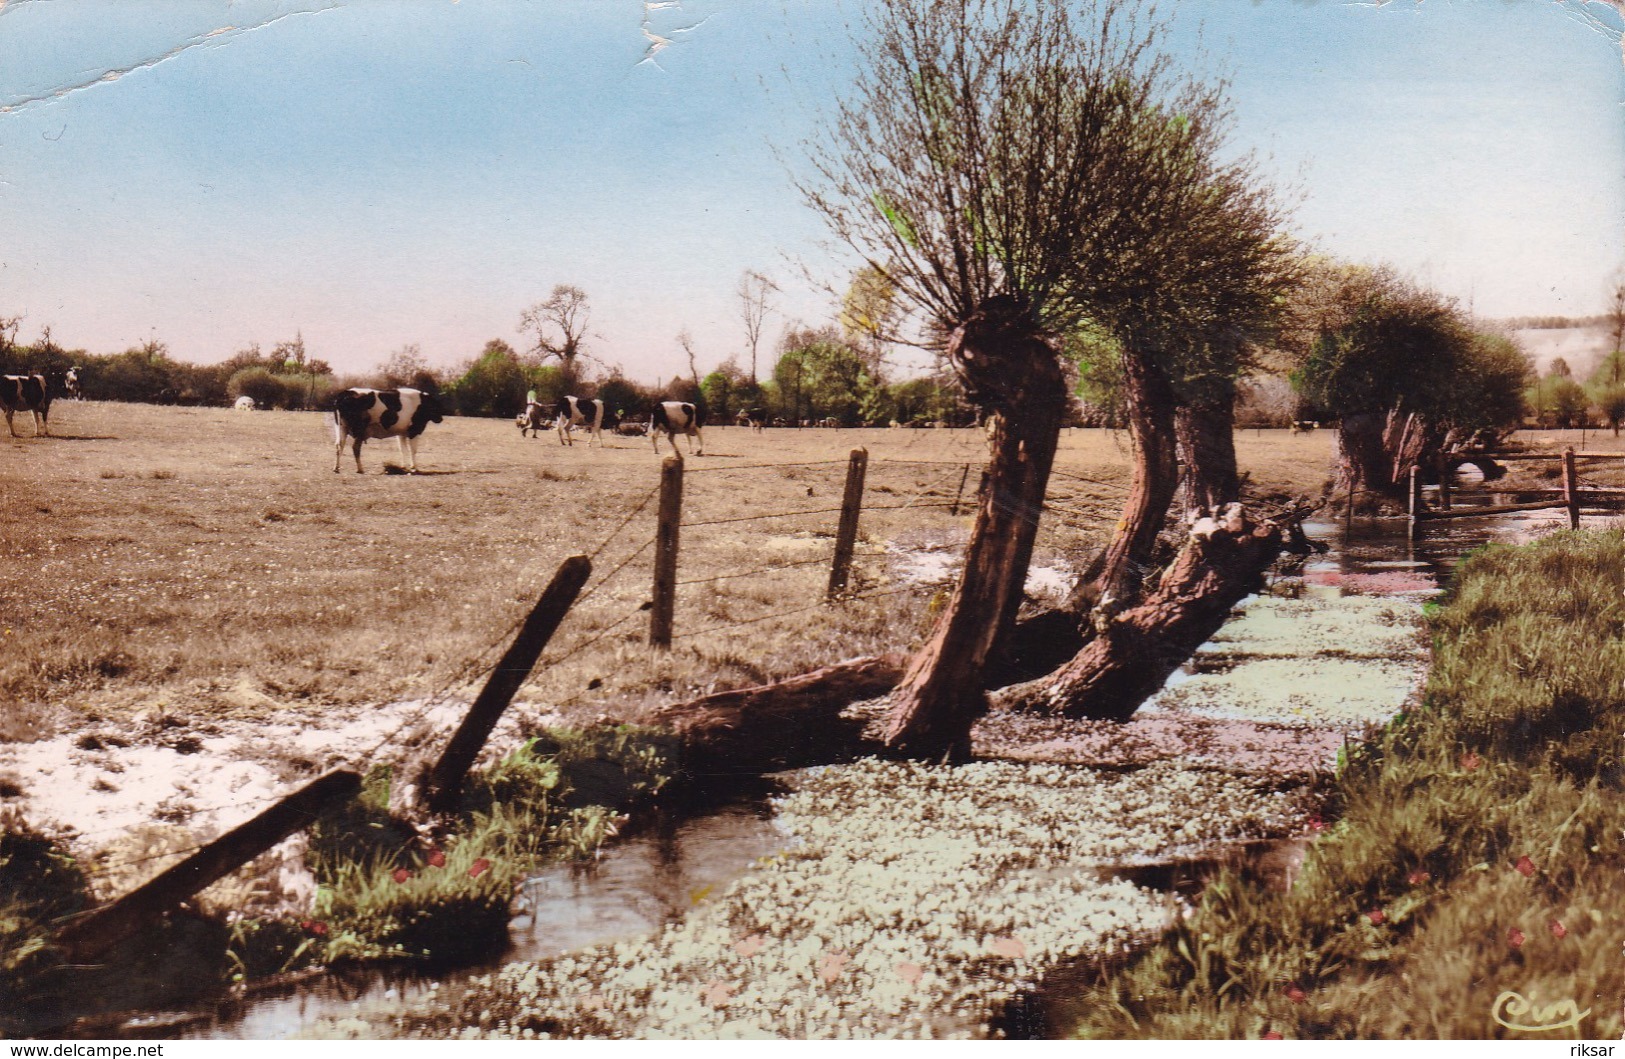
56, 769, 362, 961
650, 456, 684, 648
1407, 464, 1425, 540
949, 463, 971, 516
1563, 446, 1580, 529
827, 447, 869, 598
425, 555, 592, 813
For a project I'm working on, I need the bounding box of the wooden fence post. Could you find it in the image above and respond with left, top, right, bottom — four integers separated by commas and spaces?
949, 463, 971, 517
55, 769, 362, 961
650, 456, 684, 648
827, 447, 869, 598
1407, 464, 1424, 540
1563, 447, 1580, 529
1438, 458, 1452, 511
425, 554, 592, 813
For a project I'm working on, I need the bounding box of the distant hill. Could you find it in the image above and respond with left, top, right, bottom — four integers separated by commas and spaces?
1488, 315, 1611, 330
1508, 325, 1615, 376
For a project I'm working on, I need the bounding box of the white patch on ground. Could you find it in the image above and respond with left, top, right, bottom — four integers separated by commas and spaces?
887, 546, 1071, 600
0, 699, 559, 864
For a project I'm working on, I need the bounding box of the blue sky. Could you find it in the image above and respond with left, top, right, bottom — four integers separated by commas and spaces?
0, 0, 1621, 382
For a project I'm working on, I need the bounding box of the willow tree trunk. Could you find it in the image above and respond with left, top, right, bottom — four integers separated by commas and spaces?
1176, 384, 1240, 513
1020, 510, 1285, 720
1072, 348, 1181, 613
882, 298, 1067, 760
1337, 409, 1446, 506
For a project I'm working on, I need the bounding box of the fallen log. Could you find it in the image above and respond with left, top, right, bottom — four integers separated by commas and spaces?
650, 606, 1100, 781
998, 504, 1286, 721
650, 654, 908, 780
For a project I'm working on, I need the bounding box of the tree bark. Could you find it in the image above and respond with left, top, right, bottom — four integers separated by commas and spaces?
882, 297, 1068, 760
1176, 386, 1240, 513
1074, 347, 1181, 612
1003, 509, 1285, 720
651, 655, 907, 780
1337, 409, 1451, 506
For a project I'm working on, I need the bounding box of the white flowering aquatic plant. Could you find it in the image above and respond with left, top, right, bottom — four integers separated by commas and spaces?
352, 757, 1306, 1040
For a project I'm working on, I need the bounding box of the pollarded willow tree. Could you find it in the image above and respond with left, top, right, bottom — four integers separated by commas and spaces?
1289, 264, 1528, 504
800, 0, 1297, 755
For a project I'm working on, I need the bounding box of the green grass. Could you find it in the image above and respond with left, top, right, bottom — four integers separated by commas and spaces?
1064, 527, 1625, 1040
256, 725, 675, 970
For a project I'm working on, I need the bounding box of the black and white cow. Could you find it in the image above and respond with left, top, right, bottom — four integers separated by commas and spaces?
1, 368, 76, 437
650, 401, 704, 456
331, 387, 445, 473
555, 396, 606, 447
516, 400, 549, 438
740, 407, 767, 433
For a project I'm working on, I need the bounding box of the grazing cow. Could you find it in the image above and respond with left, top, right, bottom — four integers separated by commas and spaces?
819, 416, 840, 429
650, 401, 704, 456
1291, 420, 1319, 435
1, 369, 75, 437
772, 417, 787, 427
741, 407, 767, 432
234, 395, 256, 412
331, 387, 445, 474
555, 396, 606, 447
516, 400, 549, 438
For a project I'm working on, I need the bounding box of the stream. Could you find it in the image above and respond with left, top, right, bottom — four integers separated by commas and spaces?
81, 501, 1578, 1040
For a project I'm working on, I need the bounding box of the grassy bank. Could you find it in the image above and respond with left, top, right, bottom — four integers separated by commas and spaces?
1065, 528, 1625, 1039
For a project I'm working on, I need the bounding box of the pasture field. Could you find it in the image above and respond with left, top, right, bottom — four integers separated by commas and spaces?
0, 402, 1338, 746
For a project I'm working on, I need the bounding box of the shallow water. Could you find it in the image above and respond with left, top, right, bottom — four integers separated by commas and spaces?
109, 802, 785, 1040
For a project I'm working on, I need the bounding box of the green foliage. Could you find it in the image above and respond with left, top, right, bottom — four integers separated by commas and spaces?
453, 339, 529, 418
1292, 267, 1529, 437
594, 373, 652, 423
773, 329, 874, 425
226, 366, 336, 410
1068, 530, 1625, 1039
1591, 384, 1625, 433
300, 727, 674, 967
1526, 374, 1589, 429
1063, 326, 1128, 427
0, 818, 91, 1033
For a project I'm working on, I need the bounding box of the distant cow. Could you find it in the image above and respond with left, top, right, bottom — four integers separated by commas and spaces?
650, 401, 704, 456
331, 387, 445, 474
819, 417, 839, 429
64, 367, 82, 400
1, 368, 76, 437
556, 396, 606, 447
516, 400, 549, 438
234, 395, 256, 412
741, 407, 767, 432
1291, 420, 1319, 435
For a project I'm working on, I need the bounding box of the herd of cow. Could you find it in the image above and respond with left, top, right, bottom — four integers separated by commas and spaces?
6, 371, 929, 474
331, 389, 708, 473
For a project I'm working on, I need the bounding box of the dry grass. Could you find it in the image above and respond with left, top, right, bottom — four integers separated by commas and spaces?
1, 402, 1336, 742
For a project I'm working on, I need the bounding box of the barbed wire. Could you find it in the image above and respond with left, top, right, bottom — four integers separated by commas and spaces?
668, 577, 955, 643
676, 552, 831, 586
